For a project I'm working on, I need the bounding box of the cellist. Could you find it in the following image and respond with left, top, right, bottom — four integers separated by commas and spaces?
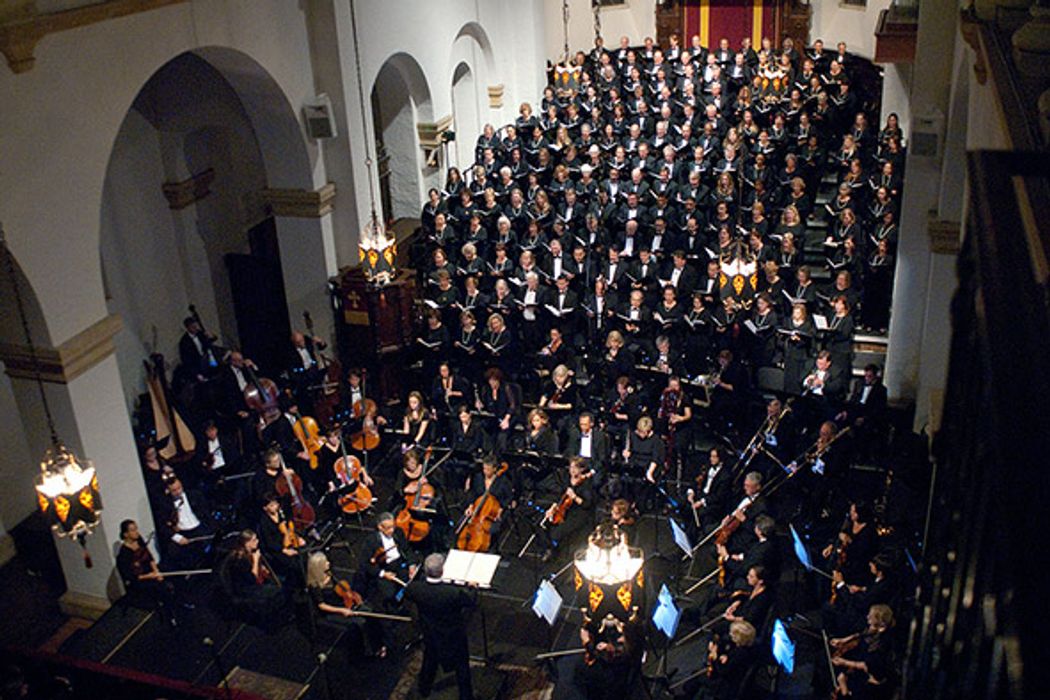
458, 455, 512, 552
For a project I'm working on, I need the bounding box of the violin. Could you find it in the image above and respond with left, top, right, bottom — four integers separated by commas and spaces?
333, 441, 373, 514
547, 469, 593, 526
278, 518, 304, 550
334, 579, 364, 608
456, 463, 508, 552
273, 455, 316, 531
291, 408, 323, 470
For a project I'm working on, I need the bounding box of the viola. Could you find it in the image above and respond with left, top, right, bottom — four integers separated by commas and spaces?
274, 460, 316, 531
334, 579, 364, 608
548, 470, 593, 526
291, 409, 323, 470
333, 452, 373, 514
456, 463, 508, 552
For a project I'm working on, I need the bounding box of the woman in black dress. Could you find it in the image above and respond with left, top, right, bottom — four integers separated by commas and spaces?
305, 551, 385, 657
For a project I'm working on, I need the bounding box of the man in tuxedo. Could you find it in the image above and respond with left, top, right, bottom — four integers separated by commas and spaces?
404, 553, 478, 700
687, 447, 734, 531
178, 315, 221, 383
196, 419, 241, 487
158, 477, 214, 570
836, 364, 888, 459
802, 350, 849, 425
358, 513, 419, 610
564, 412, 611, 476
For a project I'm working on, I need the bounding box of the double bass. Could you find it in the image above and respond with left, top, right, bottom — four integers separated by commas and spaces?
243, 364, 281, 430
303, 311, 342, 426
333, 434, 373, 514
456, 462, 508, 552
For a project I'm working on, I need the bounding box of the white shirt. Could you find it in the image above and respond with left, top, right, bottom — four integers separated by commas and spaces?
297, 346, 314, 369
208, 437, 225, 470
670, 267, 682, 287
606, 263, 617, 284
524, 288, 538, 321
860, 385, 872, 404
552, 257, 563, 279
173, 494, 201, 537
379, 532, 401, 564
702, 465, 721, 495
232, 366, 247, 392
580, 431, 593, 458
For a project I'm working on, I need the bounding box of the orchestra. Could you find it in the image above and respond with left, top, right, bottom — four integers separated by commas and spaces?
121, 29, 916, 700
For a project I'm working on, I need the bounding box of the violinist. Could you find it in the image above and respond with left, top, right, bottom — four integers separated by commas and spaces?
305, 551, 385, 657
195, 419, 240, 487
258, 493, 304, 586
358, 513, 419, 610
719, 565, 773, 632
602, 376, 641, 450
538, 364, 577, 433
721, 471, 768, 553
823, 502, 878, 588
829, 604, 897, 700
608, 498, 640, 545
222, 529, 284, 622
116, 519, 177, 626
689, 620, 758, 700
719, 515, 780, 592
787, 420, 848, 520
159, 477, 213, 570
541, 457, 596, 562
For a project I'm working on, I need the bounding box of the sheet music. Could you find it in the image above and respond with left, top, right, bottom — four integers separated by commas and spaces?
442, 548, 500, 588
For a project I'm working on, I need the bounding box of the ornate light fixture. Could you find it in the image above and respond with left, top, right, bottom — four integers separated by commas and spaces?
574, 524, 645, 586
349, 0, 397, 286
0, 224, 101, 566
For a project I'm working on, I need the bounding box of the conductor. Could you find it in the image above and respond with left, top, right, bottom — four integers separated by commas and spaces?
404, 552, 478, 700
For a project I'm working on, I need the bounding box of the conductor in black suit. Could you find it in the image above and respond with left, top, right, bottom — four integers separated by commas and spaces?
404, 552, 478, 700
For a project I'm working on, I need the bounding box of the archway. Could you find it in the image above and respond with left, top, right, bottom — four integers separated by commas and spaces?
451, 62, 480, 169
371, 53, 434, 223
99, 48, 326, 425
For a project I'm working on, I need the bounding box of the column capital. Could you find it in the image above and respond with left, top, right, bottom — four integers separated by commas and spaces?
263, 182, 337, 218
0, 314, 121, 384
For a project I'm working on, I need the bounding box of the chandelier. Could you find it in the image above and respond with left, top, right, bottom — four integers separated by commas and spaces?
350, 0, 397, 286
1, 224, 101, 565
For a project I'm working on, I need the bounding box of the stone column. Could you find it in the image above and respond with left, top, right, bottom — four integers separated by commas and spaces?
883, 0, 960, 404
1, 315, 152, 618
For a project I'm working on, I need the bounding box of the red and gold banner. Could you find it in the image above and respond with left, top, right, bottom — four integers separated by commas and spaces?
683, 0, 776, 51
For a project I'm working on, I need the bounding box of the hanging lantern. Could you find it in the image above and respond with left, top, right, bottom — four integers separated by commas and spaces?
35, 442, 102, 539
358, 211, 397, 285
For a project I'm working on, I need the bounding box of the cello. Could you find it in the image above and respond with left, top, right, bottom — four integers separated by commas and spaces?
291, 407, 323, 470
274, 454, 316, 531
456, 462, 508, 552
395, 448, 437, 543
333, 432, 374, 514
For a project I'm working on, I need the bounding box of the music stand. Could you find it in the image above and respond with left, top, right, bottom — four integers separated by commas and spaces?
790, 524, 834, 580
443, 548, 501, 665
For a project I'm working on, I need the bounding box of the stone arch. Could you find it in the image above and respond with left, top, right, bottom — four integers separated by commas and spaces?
99, 47, 328, 411
451, 61, 480, 168
371, 52, 435, 221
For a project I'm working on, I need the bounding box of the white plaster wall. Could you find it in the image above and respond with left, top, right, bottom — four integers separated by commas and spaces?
0, 0, 326, 349
544, 0, 657, 62
337, 0, 547, 237
810, 0, 893, 60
